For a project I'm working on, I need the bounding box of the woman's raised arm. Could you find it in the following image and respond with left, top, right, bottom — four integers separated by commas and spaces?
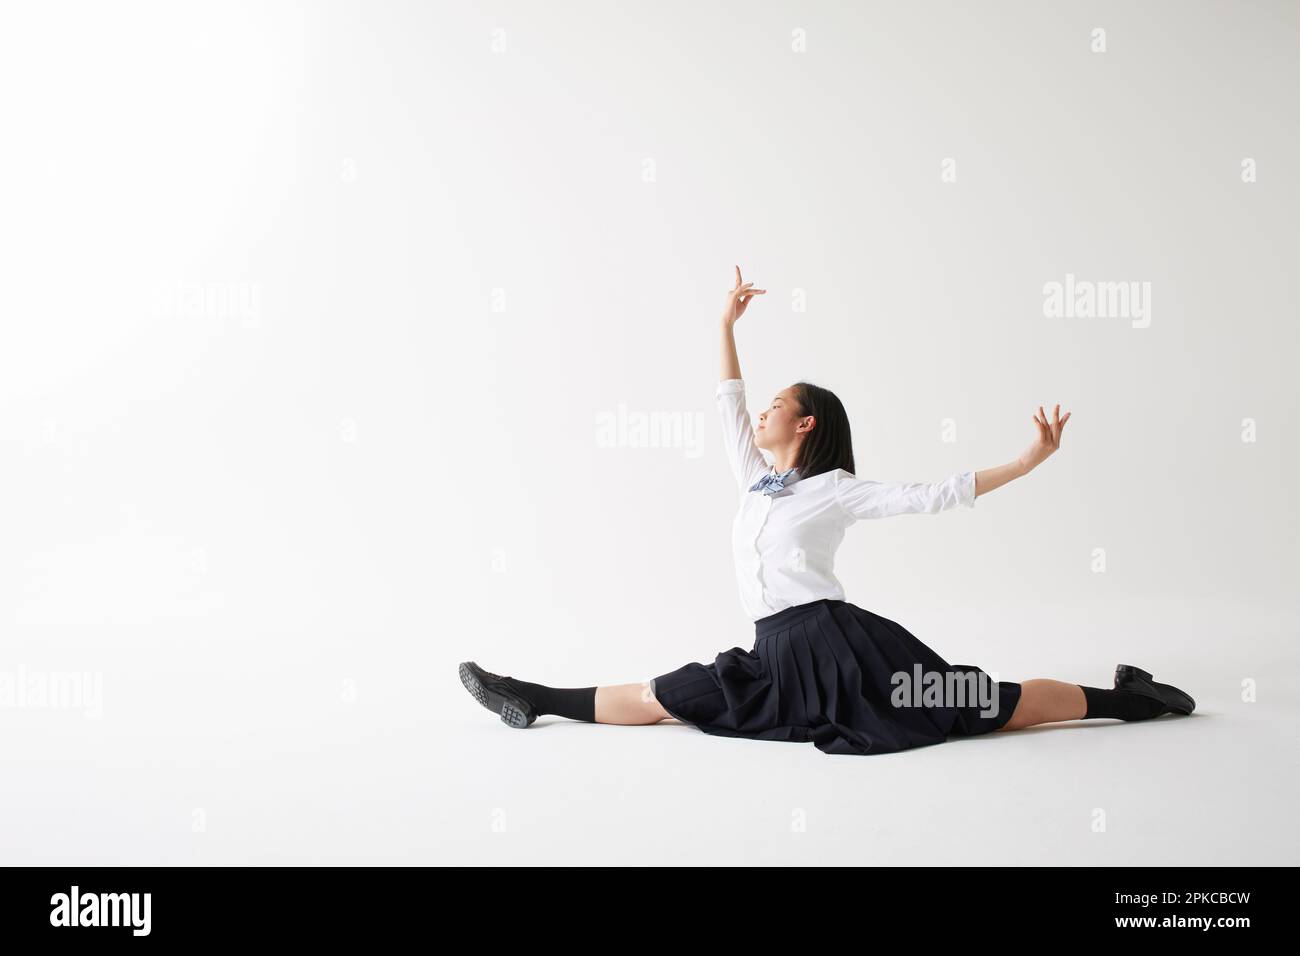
716, 267, 770, 491
720, 265, 763, 380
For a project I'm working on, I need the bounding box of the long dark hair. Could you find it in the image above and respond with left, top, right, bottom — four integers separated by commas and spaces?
790, 381, 855, 479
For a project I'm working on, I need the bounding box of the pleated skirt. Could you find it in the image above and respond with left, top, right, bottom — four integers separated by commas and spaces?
650, 597, 1022, 756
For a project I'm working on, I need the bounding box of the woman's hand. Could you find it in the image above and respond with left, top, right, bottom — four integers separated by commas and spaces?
1018, 404, 1071, 474
721, 265, 765, 326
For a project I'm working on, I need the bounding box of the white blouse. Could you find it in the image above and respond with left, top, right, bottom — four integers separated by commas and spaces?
716, 378, 977, 622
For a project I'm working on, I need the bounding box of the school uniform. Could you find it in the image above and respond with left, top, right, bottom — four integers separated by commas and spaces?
649, 378, 1022, 756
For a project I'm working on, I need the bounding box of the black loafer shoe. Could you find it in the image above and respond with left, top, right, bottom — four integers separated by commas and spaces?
1113, 664, 1196, 716
459, 661, 538, 728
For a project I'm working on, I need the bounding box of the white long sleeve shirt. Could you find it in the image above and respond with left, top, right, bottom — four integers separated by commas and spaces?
717, 378, 976, 622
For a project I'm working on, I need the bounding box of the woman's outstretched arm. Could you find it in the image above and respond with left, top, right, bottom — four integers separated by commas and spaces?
834, 404, 1072, 520
974, 403, 1072, 498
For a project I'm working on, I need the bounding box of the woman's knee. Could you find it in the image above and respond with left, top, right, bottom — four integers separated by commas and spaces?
640, 681, 672, 721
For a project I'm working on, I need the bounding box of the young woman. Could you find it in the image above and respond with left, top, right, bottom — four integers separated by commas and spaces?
459, 267, 1196, 756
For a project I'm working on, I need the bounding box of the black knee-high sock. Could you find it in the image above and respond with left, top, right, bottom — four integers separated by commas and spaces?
502, 677, 597, 722
1079, 685, 1165, 721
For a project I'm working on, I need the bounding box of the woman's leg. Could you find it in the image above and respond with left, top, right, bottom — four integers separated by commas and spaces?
997, 677, 1170, 731
594, 682, 673, 725
996, 679, 1086, 731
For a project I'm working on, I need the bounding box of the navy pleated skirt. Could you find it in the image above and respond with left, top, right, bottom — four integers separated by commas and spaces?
650, 597, 1022, 756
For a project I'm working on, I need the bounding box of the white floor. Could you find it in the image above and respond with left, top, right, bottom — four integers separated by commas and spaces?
4, 597, 1296, 866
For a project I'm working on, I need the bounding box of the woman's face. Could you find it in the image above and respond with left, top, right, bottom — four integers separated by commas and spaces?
755, 386, 811, 451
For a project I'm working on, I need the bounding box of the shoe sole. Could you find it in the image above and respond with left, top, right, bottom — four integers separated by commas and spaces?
1114, 664, 1195, 715
459, 662, 534, 728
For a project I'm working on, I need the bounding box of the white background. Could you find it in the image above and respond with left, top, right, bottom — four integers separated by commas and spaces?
2, 0, 1296, 864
